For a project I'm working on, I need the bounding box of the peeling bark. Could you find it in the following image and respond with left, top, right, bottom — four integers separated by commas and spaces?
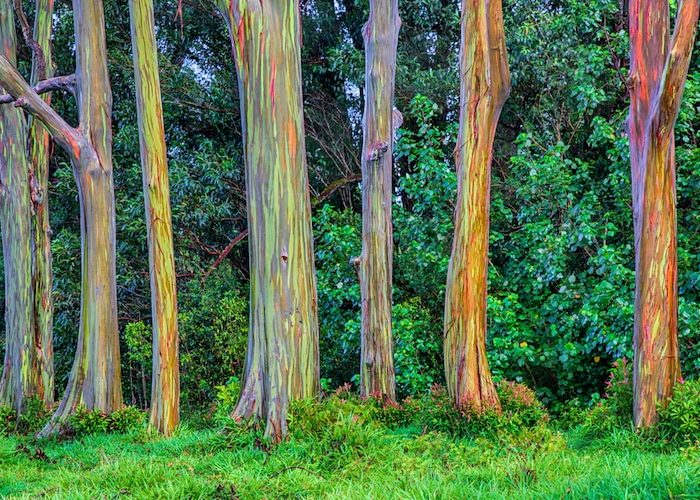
357, 0, 400, 401
444, 0, 510, 412
216, 0, 320, 441
129, 0, 180, 436
0, 0, 36, 413
628, 0, 699, 428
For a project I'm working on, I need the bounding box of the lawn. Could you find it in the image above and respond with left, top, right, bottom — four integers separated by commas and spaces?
1, 426, 698, 499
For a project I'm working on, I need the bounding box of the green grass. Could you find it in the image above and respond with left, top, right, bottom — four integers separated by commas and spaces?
1, 425, 698, 499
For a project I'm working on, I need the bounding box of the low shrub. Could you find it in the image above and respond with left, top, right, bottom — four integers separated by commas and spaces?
67, 405, 146, 437
656, 379, 700, 446
0, 404, 14, 435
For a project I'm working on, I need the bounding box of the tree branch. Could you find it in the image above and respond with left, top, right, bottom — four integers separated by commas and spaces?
0, 56, 81, 159
0, 74, 75, 104
658, 0, 700, 133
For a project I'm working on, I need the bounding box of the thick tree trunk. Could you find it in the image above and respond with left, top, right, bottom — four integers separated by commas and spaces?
217, 0, 320, 441
129, 0, 180, 436
444, 0, 510, 412
357, 0, 400, 401
628, 0, 699, 428
29, 0, 56, 407
0, 0, 36, 413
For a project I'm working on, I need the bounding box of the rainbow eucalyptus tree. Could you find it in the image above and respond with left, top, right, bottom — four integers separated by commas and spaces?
355, 0, 400, 401
443, 0, 510, 412
29, 0, 56, 407
629, 0, 699, 428
0, 0, 36, 413
0, 0, 122, 436
215, 0, 320, 440
129, 0, 180, 436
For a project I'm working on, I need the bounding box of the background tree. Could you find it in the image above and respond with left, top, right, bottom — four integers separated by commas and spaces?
29, 0, 56, 407
215, 0, 320, 440
628, 0, 699, 427
443, 0, 510, 411
355, 0, 400, 400
0, 0, 123, 435
0, 0, 37, 413
129, 0, 180, 436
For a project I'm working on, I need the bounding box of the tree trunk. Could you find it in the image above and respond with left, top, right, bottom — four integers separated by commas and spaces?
444, 0, 510, 412
357, 0, 400, 401
628, 0, 699, 428
217, 0, 320, 441
129, 0, 180, 436
29, 0, 56, 407
0, 0, 36, 413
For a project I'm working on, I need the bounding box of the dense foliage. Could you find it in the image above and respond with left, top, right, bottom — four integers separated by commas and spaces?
0, 0, 698, 416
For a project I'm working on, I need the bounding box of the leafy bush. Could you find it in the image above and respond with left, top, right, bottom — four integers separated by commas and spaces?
213, 376, 241, 426
16, 397, 51, 434
0, 405, 14, 435
67, 406, 146, 437
656, 379, 700, 446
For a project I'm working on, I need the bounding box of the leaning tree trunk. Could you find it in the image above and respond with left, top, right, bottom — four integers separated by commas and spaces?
129, 0, 180, 436
216, 0, 320, 441
629, 0, 699, 428
444, 0, 510, 412
0, 0, 122, 436
29, 0, 56, 407
0, 0, 37, 413
356, 0, 400, 401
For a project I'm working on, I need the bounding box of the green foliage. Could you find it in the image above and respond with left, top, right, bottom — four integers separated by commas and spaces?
67, 406, 146, 437
212, 376, 241, 427
0, 406, 14, 436
178, 265, 248, 410
657, 380, 700, 446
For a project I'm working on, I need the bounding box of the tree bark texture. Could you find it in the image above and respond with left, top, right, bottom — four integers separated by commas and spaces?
357, 0, 400, 401
628, 0, 699, 428
29, 0, 56, 407
444, 0, 510, 412
129, 0, 180, 436
216, 0, 320, 441
0, 0, 37, 413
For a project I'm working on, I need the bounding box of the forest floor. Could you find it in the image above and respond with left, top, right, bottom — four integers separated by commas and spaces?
1, 424, 698, 499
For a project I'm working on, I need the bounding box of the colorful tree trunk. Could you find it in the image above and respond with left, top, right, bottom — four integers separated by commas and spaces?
129, 0, 180, 436
0, 0, 122, 435
444, 0, 510, 412
0, 0, 36, 413
357, 0, 400, 401
628, 0, 699, 428
216, 0, 320, 441
29, 0, 56, 407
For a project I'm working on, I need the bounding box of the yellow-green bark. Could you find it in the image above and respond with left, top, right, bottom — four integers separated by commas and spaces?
358, 0, 400, 401
444, 0, 510, 412
217, 0, 320, 441
628, 0, 699, 428
29, 0, 56, 407
129, 0, 180, 436
0, 0, 36, 413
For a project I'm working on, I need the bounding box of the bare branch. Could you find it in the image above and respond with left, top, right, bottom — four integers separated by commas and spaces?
13, 0, 46, 80
0, 74, 75, 104
658, 0, 700, 133
0, 56, 81, 159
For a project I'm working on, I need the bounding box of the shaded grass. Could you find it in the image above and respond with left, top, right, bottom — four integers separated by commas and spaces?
1, 425, 698, 499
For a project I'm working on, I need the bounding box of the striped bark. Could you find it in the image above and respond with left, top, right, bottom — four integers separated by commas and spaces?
217, 0, 320, 442
628, 0, 699, 428
129, 0, 180, 436
357, 0, 400, 401
29, 0, 56, 407
0, 0, 36, 413
444, 0, 510, 412
0, 0, 122, 435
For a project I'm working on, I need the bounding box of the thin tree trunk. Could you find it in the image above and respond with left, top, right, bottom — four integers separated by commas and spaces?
129, 0, 180, 436
628, 0, 699, 428
29, 0, 56, 407
0, 0, 36, 413
357, 0, 400, 401
217, 0, 320, 442
444, 0, 510, 412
